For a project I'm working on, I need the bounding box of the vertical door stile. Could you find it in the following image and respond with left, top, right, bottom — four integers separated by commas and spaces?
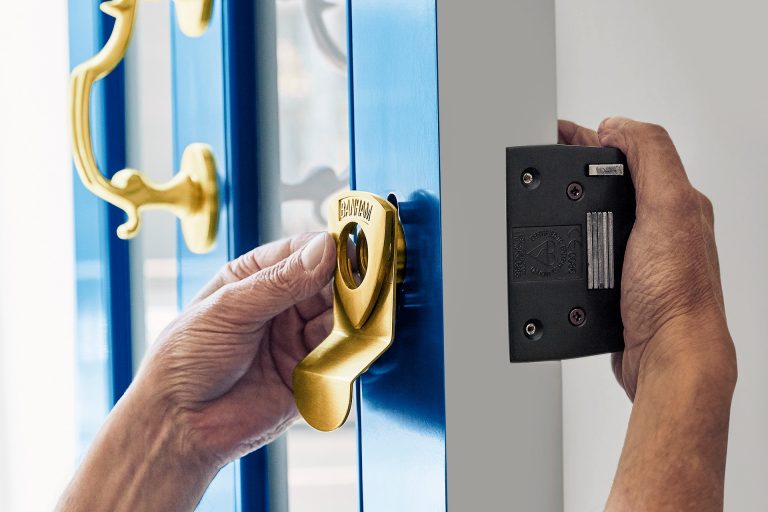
96, 3, 135, 408
171, 4, 233, 506
226, 0, 285, 510
171, 1, 282, 510
349, 0, 446, 509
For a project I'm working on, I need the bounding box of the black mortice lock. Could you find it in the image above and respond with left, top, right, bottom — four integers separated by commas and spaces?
506, 145, 636, 362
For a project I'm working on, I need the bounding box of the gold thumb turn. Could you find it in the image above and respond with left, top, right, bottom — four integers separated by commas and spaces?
293, 192, 405, 431
68, 0, 218, 254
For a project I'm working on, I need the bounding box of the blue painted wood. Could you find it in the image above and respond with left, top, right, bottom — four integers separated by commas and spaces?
97, 8, 135, 406
171, 1, 272, 510
348, 1, 447, 510
68, 1, 272, 508
68, 0, 134, 457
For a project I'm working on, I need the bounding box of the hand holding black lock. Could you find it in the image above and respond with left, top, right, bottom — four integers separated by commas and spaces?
509, 118, 734, 401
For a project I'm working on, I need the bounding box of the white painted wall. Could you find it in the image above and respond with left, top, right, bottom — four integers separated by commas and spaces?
0, 3, 76, 511
439, 1, 563, 509
557, 1, 768, 510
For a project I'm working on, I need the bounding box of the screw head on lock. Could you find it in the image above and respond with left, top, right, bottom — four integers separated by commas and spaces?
567, 181, 584, 200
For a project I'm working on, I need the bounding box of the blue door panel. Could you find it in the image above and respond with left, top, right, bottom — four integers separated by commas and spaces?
68, 0, 134, 457
172, 1, 271, 510
348, 0, 447, 509
68, 0, 272, 509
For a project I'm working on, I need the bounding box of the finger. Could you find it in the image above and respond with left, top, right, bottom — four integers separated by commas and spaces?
558, 119, 599, 146
208, 233, 336, 327
295, 282, 333, 322
266, 304, 334, 370
190, 232, 322, 306
597, 117, 693, 211
269, 305, 312, 365
303, 310, 334, 352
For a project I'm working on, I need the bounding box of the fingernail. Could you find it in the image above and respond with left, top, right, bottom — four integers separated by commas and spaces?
300, 233, 328, 271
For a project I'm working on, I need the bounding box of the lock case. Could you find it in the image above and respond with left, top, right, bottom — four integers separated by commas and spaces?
506, 145, 636, 362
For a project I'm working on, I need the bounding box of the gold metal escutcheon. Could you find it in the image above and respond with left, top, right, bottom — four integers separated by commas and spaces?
293, 192, 405, 431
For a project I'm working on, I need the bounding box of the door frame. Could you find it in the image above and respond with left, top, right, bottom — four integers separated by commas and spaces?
349, 1, 563, 509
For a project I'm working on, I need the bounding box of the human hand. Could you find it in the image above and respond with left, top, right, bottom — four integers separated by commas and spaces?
133, 232, 335, 466
559, 118, 736, 399
57, 232, 337, 512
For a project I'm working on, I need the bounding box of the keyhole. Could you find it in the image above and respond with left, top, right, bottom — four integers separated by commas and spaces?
339, 222, 368, 289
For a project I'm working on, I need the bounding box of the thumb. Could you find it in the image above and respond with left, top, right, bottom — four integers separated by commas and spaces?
210, 232, 336, 326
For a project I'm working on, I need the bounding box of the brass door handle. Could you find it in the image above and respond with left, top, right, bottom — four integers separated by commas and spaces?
293, 192, 406, 431
68, 0, 218, 254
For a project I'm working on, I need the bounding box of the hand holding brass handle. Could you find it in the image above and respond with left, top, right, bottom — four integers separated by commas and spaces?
293, 192, 406, 431
68, 0, 218, 253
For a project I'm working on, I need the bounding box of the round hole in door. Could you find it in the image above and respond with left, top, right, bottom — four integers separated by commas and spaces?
339, 222, 368, 289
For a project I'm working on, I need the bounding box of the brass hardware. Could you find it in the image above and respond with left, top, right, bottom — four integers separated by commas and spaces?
293, 192, 405, 431
68, 0, 217, 254
173, 0, 214, 37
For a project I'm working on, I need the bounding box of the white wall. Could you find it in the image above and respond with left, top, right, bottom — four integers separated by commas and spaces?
557, 1, 768, 510
438, 1, 563, 509
0, 3, 76, 511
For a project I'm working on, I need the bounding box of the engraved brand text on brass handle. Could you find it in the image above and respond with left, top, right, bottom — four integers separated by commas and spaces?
293, 192, 405, 431
68, 0, 218, 253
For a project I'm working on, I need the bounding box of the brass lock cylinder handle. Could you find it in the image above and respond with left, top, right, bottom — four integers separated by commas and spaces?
293, 192, 405, 432
68, 0, 218, 254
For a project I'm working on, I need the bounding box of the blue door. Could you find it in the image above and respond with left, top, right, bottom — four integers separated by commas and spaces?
68, 0, 278, 509
172, 1, 277, 509
348, 1, 563, 510
68, 0, 564, 510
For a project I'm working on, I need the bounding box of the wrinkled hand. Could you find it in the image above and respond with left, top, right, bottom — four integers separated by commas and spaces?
559, 118, 735, 399
131, 232, 336, 467
56, 233, 338, 512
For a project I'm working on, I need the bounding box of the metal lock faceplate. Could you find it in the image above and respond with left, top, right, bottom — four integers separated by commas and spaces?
293, 192, 405, 431
507, 145, 636, 362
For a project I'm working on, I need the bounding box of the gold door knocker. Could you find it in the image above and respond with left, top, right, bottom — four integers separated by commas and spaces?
293, 192, 406, 431
69, 0, 218, 253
